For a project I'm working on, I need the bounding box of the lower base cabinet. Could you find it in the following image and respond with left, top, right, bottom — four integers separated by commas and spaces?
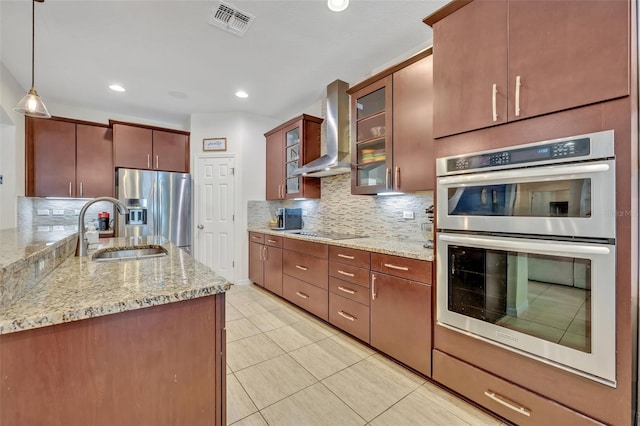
329, 291, 370, 343
432, 350, 602, 425
282, 274, 328, 321
370, 271, 432, 377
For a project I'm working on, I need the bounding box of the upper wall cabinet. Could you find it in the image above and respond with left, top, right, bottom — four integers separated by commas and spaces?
349, 51, 434, 194
425, 0, 630, 138
111, 121, 190, 173
264, 114, 322, 200
26, 117, 113, 198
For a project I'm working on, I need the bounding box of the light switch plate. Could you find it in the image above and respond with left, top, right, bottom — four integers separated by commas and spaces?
403, 211, 415, 219
53, 209, 65, 216
37, 209, 50, 216
53, 225, 65, 231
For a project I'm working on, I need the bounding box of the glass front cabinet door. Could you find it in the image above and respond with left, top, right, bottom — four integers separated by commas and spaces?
350, 76, 393, 195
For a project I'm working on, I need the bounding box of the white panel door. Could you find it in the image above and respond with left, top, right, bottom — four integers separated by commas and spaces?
194, 156, 235, 282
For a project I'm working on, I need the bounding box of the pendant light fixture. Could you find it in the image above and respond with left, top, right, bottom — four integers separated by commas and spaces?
327, 0, 349, 12
14, 0, 50, 118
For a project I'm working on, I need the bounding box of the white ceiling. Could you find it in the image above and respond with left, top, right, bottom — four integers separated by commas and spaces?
1, 0, 446, 126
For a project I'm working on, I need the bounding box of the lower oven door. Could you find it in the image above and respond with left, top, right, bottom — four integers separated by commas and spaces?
436, 232, 616, 386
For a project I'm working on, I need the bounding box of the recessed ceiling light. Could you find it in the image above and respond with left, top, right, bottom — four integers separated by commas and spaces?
327, 0, 349, 12
109, 84, 125, 92
235, 90, 249, 98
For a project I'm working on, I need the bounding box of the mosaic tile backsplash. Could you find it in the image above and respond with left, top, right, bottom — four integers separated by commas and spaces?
18, 197, 116, 231
248, 174, 434, 242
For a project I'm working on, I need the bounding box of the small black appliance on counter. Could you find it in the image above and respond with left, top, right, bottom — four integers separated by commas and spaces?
273, 208, 303, 230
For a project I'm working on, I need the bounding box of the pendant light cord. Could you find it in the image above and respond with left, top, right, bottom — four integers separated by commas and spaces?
31, 0, 35, 89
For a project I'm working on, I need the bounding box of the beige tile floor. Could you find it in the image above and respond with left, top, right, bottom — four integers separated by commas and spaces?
225, 284, 507, 426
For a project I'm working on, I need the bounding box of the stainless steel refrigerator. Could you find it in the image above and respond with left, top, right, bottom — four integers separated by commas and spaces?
116, 168, 192, 253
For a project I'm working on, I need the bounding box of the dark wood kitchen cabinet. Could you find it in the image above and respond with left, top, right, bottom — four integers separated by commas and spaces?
424, 0, 630, 138
264, 115, 322, 200
26, 116, 113, 198
348, 50, 434, 194
370, 253, 432, 377
248, 232, 283, 295
282, 238, 328, 320
111, 121, 190, 173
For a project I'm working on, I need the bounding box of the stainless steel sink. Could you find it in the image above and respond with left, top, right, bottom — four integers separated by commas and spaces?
92, 245, 168, 262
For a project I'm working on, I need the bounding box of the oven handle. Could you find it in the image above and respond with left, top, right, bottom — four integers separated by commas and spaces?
438, 162, 610, 185
439, 234, 611, 255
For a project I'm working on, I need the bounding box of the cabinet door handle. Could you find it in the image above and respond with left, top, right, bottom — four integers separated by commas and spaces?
492, 83, 498, 122
337, 286, 356, 295
395, 166, 400, 190
147, 154, 151, 169
337, 253, 355, 260
338, 311, 356, 321
484, 391, 531, 417
155, 155, 159, 169
385, 168, 391, 189
371, 273, 377, 300
267, 239, 277, 243
264, 246, 269, 260
79, 182, 83, 198
515, 75, 521, 117
68, 182, 72, 197
252, 235, 260, 240
295, 265, 308, 271
338, 270, 355, 278
295, 291, 309, 299
384, 263, 409, 271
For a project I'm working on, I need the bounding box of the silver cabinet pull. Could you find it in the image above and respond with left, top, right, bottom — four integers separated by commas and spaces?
267, 239, 277, 243
492, 83, 498, 121
337, 286, 355, 295
337, 253, 355, 260
515, 75, 521, 117
197, 224, 204, 230
338, 270, 355, 278
484, 391, 531, 417
68, 182, 72, 197
395, 166, 400, 190
79, 182, 83, 197
384, 263, 409, 271
295, 291, 309, 299
385, 168, 391, 189
147, 154, 151, 169
295, 265, 308, 271
252, 235, 260, 240
371, 273, 377, 300
338, 311, 356, 321
264, 246, 269, 260
155, 155, 159, 169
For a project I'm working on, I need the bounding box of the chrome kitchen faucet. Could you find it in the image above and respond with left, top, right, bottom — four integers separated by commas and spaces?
75, 197, 129, 256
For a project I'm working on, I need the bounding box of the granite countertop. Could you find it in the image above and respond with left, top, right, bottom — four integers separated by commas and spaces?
248, 227, 434, 261
0, 227, 77, 270
0, 236, 231, 335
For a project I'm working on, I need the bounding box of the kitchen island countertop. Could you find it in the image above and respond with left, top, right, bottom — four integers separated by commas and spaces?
0, 235, 231, 335
249, 227, 434, 261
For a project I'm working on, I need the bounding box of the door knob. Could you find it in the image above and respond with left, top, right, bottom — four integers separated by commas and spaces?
197, 225, 204, 230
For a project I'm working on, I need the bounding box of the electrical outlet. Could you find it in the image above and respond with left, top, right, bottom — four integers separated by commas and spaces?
53, 209, 64, 216
403, 211, 415, 219
53, 225, 64, 231
37, 226, 51, 231
37, 209, 50, 216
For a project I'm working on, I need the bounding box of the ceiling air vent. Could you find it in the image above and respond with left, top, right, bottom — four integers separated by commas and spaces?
209, 2, 255, 37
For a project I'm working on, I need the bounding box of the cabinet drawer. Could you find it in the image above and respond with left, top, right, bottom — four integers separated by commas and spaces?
329, 262, 369, 287
371, 253, 432, 283
283, 251, 328, 289
328, 246, 371, 269
283, 275, 328, 321
264, 235, 283, 248
433, 351, 603, 425
284, 238, 328, 258
329, 277, 369, 306
249, 232, 265, 244
329, 293, 370, 343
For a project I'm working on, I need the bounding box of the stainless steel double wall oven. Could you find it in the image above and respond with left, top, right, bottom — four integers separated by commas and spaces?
436, 130, 617, 386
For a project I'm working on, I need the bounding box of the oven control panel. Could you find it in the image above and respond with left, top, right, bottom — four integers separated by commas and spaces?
447, 138, 591, 173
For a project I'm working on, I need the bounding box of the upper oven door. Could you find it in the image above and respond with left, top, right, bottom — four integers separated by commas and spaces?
437, 160, 615, 239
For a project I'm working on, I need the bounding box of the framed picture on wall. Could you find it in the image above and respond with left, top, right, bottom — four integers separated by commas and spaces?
203, 137, 227, 151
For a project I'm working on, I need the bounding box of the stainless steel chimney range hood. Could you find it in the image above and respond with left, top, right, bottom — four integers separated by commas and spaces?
292, 80, 351, 177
